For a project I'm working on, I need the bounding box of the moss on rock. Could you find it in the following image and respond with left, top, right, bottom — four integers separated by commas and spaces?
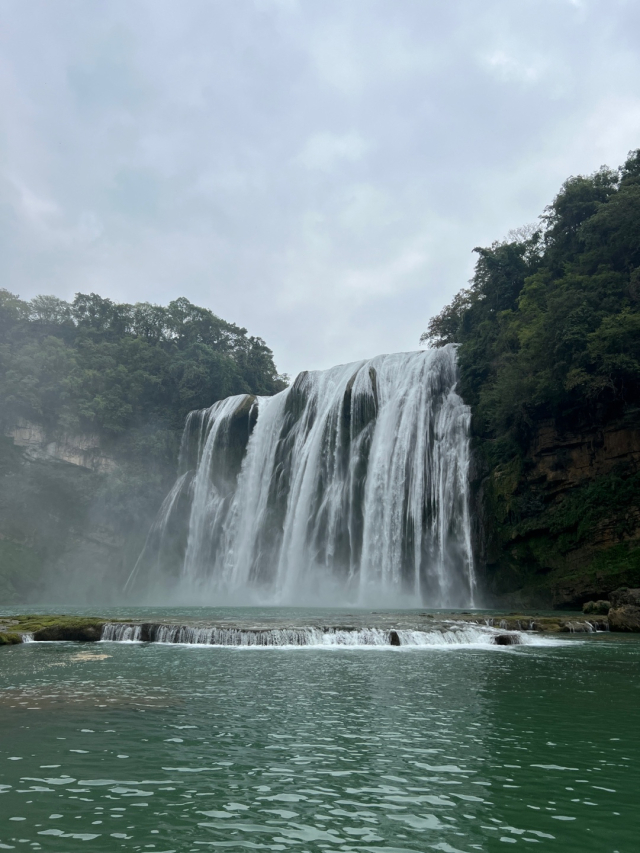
0, 615, 108, 643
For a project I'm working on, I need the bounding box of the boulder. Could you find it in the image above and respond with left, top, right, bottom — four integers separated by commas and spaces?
560, 621, 596, 633
493, 633, 521, 645
608, 588, 640, 632
609, 587, 640, 608
582, 600, 611, 615
32, 623, 103, 642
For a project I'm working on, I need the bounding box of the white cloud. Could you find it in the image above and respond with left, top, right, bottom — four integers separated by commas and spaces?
0, 0, 639, 376
296, 131, 368, 172
10, 177, 60, 224
481, 50, 548, 84
309, 22, 364, 95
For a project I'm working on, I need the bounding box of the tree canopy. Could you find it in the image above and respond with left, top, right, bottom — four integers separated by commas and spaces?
422, 149, 640, 463
0, 291, 287, 452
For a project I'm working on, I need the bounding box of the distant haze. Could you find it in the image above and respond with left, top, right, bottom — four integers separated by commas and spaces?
1, 0, 640, 377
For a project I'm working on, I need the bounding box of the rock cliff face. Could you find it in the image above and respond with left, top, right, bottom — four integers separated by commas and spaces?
475, 417, 640, 608
7, 419, 117, 473
0, 422, 169, 604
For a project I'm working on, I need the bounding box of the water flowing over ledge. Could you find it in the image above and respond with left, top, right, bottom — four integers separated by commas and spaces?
99, 622, 561, 648
1, 611, 607, 645
129, 346, 475, 607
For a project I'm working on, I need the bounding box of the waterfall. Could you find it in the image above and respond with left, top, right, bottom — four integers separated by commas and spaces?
129, 345, 475, 606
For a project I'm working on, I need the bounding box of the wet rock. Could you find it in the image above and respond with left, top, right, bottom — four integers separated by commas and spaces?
559, 621, 596, 633
33, 623, 104, 642
608, 588, 640, 632
493, 633, 521, 645
608, 607, 640, 631
389, 630, 401, 646
139, 624, 155, 642
582, 600, 611, 615
609, 587, 640, 608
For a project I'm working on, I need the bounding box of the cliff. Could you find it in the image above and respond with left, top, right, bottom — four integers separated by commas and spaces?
7, 418, 116, 472
0, 423, 159, 603
474, 416, 640, 607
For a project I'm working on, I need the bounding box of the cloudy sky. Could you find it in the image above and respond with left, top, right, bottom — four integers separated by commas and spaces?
1, 0, 640, 377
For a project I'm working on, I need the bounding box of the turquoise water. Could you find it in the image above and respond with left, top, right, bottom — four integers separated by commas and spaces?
1, 614, 639, 851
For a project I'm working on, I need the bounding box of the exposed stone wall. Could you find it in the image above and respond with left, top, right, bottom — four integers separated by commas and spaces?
528, 420, 640, 494
6, 419, 117, 473
477, 418, 640, 608
0, 423, 146, 603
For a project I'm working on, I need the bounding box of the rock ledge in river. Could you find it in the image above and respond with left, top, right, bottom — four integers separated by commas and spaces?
607, 588, 640, 632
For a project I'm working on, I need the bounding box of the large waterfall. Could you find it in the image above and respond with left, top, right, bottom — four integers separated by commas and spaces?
128, 345, 475, 606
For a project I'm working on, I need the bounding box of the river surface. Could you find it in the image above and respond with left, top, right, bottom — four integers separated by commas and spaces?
1, 608, 639, 852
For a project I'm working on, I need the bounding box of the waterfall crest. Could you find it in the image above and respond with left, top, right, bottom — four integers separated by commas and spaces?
129, 345, 475, 606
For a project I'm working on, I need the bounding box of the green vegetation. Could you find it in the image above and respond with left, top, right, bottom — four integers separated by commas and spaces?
0, 292, 287, 602
0, 615, 108, 644
0, 291, 286, 442
424, 149, 640, 604
424, 148, 640, 448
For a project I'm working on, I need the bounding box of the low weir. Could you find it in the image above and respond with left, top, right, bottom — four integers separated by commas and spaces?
100, 621, 527, 646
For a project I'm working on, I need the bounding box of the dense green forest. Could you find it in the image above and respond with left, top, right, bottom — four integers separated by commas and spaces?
424, 148, 640, 605
0, 291, 286, 440
0, 292, 286, 601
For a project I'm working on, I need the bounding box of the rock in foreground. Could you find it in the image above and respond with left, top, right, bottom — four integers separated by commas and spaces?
608, 588, 640, 632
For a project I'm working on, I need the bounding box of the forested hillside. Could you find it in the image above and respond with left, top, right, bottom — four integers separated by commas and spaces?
424, 149, 640, 606
0, 291, 286, 602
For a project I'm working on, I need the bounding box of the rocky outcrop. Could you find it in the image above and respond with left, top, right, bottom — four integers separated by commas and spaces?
493, 633, 521, 645
6, 419, 116, 473
608, 587, 640, 632
583, 600, 611, 615
32, 623, 104, 642
0, 424, 167, 604
529, 421, 640, 490
0, 616, 106, 644
478, 417, 640, 609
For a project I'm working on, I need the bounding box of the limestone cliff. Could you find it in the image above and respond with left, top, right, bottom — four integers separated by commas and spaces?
7, 419, 117, 473
475, 416, 640, 608
0, 422, 171, 603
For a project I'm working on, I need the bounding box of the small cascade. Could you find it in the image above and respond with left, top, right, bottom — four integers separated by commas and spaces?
21, 633, 34, 643
100, 622, 527, 647
129, 346, 475, 607
101, 623, 142, 642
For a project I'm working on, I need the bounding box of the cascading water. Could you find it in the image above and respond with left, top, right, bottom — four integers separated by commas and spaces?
100, 623, 528, 647
128, 345, 475, 606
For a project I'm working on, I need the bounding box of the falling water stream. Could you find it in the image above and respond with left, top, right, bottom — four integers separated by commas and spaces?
129, 346, 474, 606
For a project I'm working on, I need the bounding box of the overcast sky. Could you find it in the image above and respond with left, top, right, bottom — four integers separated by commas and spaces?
1, 0, 640, 377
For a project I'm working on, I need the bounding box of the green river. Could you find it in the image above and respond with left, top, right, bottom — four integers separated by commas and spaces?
1, 608, 638, 852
